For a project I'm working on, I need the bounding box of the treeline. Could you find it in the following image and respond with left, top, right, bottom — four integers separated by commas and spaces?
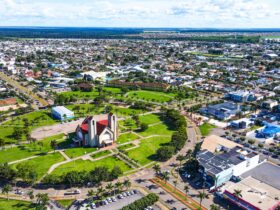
121, 193, 159, 210
156, 109, 188, 161
42, 166, 122, 186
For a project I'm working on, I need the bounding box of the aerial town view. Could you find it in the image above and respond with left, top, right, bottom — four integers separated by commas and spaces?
0, 0, 280, 210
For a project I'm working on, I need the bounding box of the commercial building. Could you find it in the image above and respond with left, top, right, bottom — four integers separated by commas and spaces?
199, 102, 241, 120
75, 113, 118, 147
197, 135, 260, 189
221, 162, 280, 210
229, 118, 254, 129
51, 106, 74, 121
225, 91, 256, 102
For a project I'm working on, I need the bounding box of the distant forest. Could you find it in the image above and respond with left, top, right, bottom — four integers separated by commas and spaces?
0, 27, 278, 42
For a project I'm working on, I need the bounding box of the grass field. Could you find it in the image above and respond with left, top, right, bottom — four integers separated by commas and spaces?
137, 123, 174, 137
127, 136, 171, 165
64, 147, 97, 158
118, 143, 136, 150
117, 132, 139, 144
0, 111, 57, 143
91, 150, 111, 159
126, 90, 175, 103
56, 199, 74, 209
0, 198, 35, 210
0, 134, 65, 164
139, 114, 161, 125
12, 152, 65, 179
60, 90, 99, 99
52, 156, 132, 176
199, 122, 216, 136
112, 106, 145, 117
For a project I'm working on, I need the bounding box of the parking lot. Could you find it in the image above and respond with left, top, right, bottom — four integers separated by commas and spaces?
75, 190, 160, 210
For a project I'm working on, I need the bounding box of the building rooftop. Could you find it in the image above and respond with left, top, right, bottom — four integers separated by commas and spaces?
201, 135, 242, 153
51, 106, 73, 115
223, 176, 280, 210
241, 162, 280, 190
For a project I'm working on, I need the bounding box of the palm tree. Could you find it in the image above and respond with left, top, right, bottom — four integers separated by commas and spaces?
2, 184, 12, 200
162, 171, 170, 184
176, 155, 185, 171
87, 189, 95, 201
106, 183, 114, 195
123, 179, 131, 191
115, 181, 123, 193
184, 185, 189, 196
96, 187, 105, 199
173, 180, 178, 192
152, 164, 161, 175
233, 189, 242, 203
197, 191, 207, 209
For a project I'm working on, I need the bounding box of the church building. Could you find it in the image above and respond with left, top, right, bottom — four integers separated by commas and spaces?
74, 113, 118, 147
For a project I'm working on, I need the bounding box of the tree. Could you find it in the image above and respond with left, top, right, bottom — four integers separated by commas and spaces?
36, 193, 49, 209
2, 184, 12, 200
156, 146, 175, 161
210, 204, 220, 210
161, 171, 170, 184
140, 122, 148, 131
115, 181, 123, 193
197, 191, 207, 209
173, 180, 178, 192
96, 187, 105, 199
123, 179, 131, 191
184, 185, 189, 196
233, 189, 242, 202
106, 183, 114, 195
0, 163, 16, 181
176, 155, 185, 171
28, 190, 35, 201
152, 164, 161, 175
50, 140, 58, 152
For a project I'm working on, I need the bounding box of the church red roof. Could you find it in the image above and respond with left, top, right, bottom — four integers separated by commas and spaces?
80, 116, 108, 135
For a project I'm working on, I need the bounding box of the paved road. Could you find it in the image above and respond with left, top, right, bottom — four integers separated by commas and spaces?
0, 71, 48, 107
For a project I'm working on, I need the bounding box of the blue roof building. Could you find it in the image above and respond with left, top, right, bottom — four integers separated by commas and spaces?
225, 91, 256, 102
51, 106, 74, 121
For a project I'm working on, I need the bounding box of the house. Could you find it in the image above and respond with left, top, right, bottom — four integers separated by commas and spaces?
0, 98, 17, 107
229, 118, 254, 129
51, 106, 74, 121
199, 102, 241, 120
262, 100, 278, 110
74, 113, 118, 147
225, 90, 256, 102
197, 135, 260, 189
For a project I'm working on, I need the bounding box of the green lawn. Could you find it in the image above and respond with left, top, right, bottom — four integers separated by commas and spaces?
0, 110, 58, 143
64, 147, 97, 158
139, 114, 161, 125
126, 90, 175, 103
199, 123, 216, 136
113, 106, 145, 117
117, 132, 139, 144
118, 143, 136, 150
56, 199, 74, 209
52, 156, 132, 176
0, 134, 65, 164
137, 123, 174, 137
60, 90, 99, 99
127, 136, 171, 165
103, 87, 122, 94
91, 150, 111, 159
0, 198, 35, 210
12, 152, 65, 179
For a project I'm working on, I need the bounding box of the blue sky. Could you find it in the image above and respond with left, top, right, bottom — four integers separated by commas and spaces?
1, 0, 280, 28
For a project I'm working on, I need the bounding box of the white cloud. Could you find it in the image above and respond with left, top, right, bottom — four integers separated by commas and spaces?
0, 0, 279, 27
